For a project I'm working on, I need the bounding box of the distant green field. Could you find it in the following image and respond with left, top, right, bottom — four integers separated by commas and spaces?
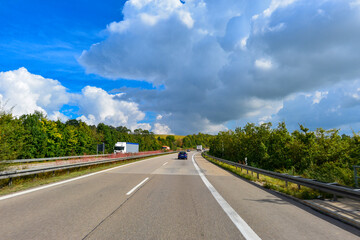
155, 134, 185, 140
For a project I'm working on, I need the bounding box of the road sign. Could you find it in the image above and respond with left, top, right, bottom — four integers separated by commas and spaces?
97, 143, 105, 154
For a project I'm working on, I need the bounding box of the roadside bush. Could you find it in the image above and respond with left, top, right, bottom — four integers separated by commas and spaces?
210, 122, 359, 187
303, 162, 354, 187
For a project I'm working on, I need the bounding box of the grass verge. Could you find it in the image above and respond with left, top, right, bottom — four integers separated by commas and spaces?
0, 155, 158, 196
203, 155, 330, 200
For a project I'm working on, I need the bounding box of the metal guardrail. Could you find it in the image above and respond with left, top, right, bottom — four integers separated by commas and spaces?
0, 152, 173, 181
202, 152, 360, 201
4, 154, 113, 163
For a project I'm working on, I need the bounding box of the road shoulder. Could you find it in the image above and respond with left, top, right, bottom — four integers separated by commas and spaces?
193, 153, 360, 240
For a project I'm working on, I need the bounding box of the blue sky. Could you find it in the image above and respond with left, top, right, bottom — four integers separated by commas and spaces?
0, 0, 155, 91
0, 0, 157, 123
1, 0, 360, 135
1, 0, 128, 91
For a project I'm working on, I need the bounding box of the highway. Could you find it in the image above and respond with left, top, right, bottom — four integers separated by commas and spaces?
0, 152, 359, 239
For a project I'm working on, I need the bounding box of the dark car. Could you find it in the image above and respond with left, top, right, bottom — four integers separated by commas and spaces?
178, 151, 188, 160
187, 149, 190, 152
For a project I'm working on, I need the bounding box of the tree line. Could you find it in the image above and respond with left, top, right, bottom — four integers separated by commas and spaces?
209, 122, 359, 186
2, 108, 357, 186
0, 110, 213, 161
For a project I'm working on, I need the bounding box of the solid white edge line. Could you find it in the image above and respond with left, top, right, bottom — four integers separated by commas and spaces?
192, 153, 261, 240
162, 162, 168, 166
0, 154, 170, 201
126, 177, 149, 195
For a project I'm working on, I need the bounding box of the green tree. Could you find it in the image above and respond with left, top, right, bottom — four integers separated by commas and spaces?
0, 111, 26, 162
19, 111, 48, 158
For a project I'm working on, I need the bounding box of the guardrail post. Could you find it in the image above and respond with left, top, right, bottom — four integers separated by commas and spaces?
285, 181, 288, 187
257, 173, 259, 179
246, 169, 248, 174
333, 195, 337, 202
8, 177, 12, 186
298, 184, 301, 190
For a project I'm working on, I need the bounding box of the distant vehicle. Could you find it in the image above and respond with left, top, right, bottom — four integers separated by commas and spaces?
178, 151, 188, 160
187, 149, 190, 152
196, 145, 203, 151
162, 146, 170, 150
114, 142, 139, 154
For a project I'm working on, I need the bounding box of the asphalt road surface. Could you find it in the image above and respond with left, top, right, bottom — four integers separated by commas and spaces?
0, 152, 359, 239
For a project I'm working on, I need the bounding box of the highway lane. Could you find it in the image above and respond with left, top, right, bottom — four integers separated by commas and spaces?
0, 153, 241, 239
0, 154, 173, 239
0, 152, 359, 239
84, 154, 242, 240
193, 153, 360, 240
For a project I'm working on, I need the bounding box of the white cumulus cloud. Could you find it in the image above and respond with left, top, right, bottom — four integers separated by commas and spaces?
255, 58, 273, 70
79, 0, 360, 134
0, 67, 69, 116
48, 111, 69, 122
0, 68, 149, 131
267, 79, 360, 133
153, 123, 173, 134
74, 86, 147, 130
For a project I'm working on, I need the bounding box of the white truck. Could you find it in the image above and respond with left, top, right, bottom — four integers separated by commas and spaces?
114, 142, 139, 154
196, 145, 203, 151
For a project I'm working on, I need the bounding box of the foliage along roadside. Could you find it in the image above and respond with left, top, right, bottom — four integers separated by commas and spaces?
209, 122, 360, 187
0, 110, 214, 168
203, 154, 327, 200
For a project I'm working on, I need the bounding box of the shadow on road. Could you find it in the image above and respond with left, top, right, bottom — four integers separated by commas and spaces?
244, 197, 289, 205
